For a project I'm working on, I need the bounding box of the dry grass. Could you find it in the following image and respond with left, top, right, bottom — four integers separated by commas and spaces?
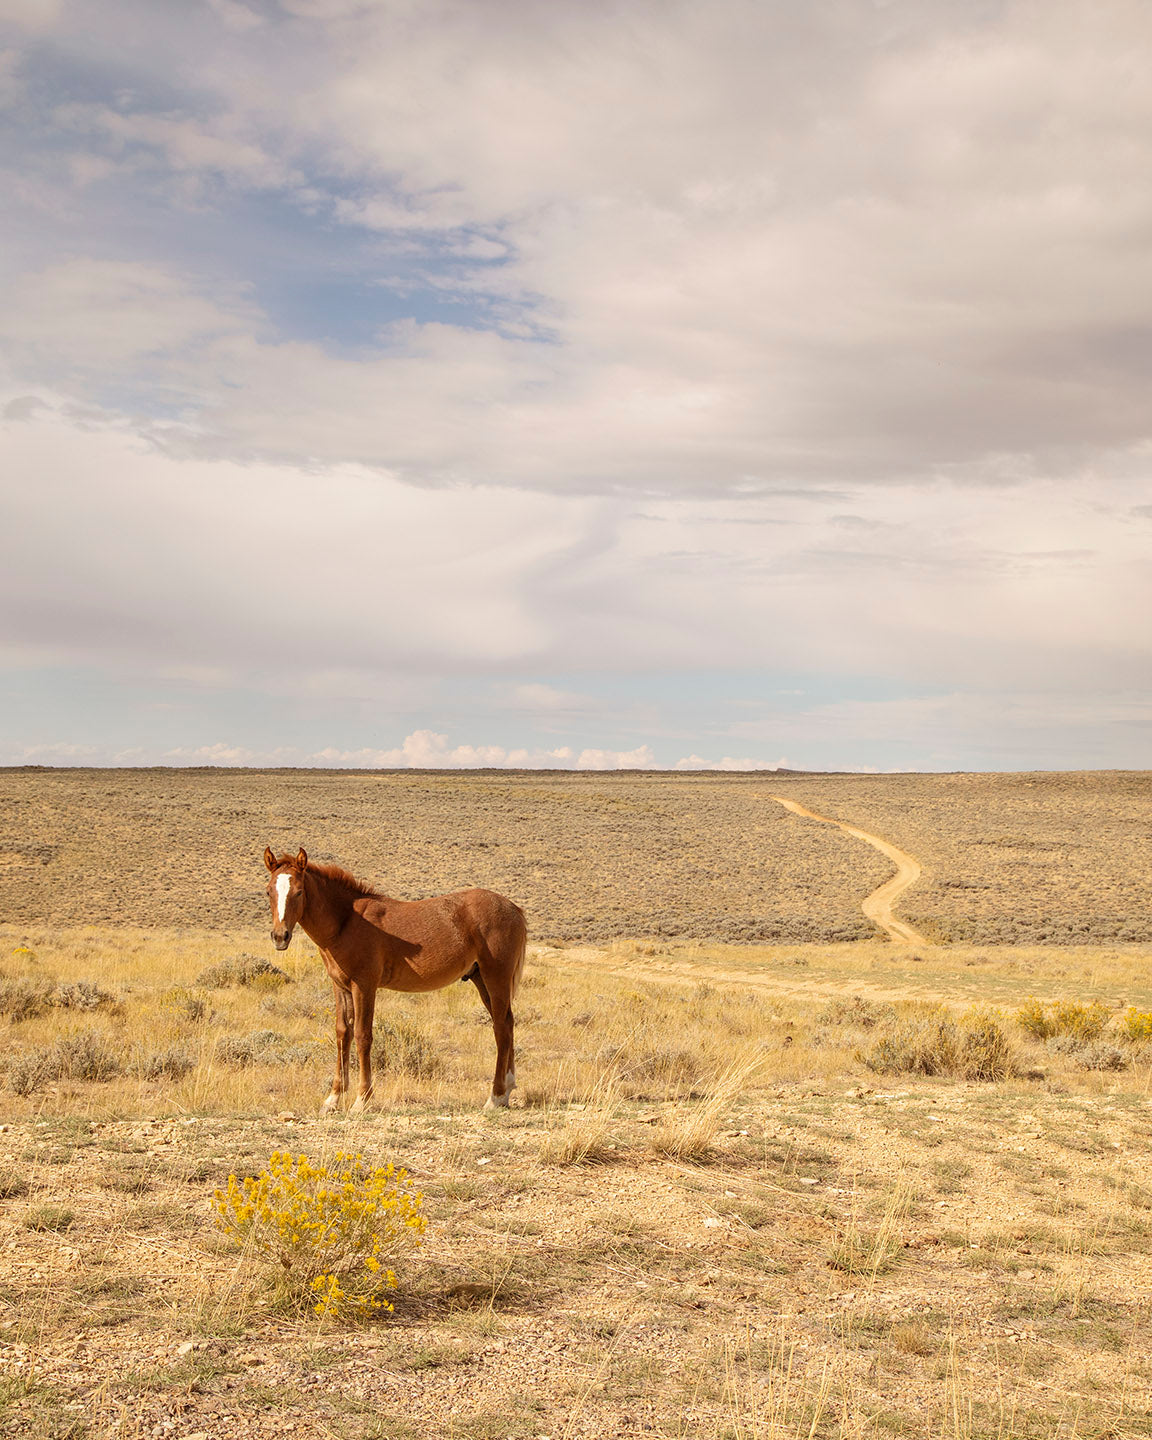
1, 765, 1151, 1435
2, 925, 1152, 1436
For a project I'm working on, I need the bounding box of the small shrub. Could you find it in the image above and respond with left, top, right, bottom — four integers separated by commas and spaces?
374, 1017, 442, 1079
1076, 1042, 1129, 1072
24, 1205, 74, 1232
50, 981, 120, 1013
0, 977, 54, 1022
161, 988, 208, 1022
959, 1007, 1018, 1081
213, 1150, 426, 1318
1015, 998, 1056, 1041
67, 1031, 124, 1082
7, 1031, 123, 1093
863, 1016, 959, 1077
0, 1168, 30, 1198
818, 995, 895, 1029
8, 1051, 48, 1096
138, 1046, 196, 1081
215, 1030, 284, 1067
1051, 1001, 1110, 1041
1121, 1008, 1152, 1043
197, 956, 291, 990
863, 1009, 1017, 1081
1016, 999, 1110, 1043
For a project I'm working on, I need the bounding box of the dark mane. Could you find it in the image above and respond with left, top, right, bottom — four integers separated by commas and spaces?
312, 861, 387, 902
274, 853, 386, 903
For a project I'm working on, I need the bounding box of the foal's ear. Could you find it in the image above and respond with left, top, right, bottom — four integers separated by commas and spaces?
296, 847, 308, 872
263, 846, 277, 872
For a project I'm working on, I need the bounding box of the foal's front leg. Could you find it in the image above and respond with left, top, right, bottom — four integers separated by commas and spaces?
349, 982, 377, 1114
324, 984, 354, 1113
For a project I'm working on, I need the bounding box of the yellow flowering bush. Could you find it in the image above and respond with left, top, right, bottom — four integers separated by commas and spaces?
1121, 1008, 1152, 1043
1015, 998, 1110, 1042
213, 1151, 426, 1319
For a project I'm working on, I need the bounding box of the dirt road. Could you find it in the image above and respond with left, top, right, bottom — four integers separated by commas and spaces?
771, 796, 930, 945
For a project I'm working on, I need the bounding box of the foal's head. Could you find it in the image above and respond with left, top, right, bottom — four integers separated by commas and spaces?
264, 846, 307, 950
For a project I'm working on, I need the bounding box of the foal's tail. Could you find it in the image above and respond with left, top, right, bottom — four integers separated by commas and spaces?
508, 902, 528, 1001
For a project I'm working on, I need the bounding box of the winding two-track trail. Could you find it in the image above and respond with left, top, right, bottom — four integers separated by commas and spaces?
771, 796, 930, 946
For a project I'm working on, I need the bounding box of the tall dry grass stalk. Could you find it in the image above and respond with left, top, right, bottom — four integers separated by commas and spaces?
714, 1325, 833, 1440
537, 1067, 624, 1166
652, 1049, 764, 1162
827, 1177, 913, 1284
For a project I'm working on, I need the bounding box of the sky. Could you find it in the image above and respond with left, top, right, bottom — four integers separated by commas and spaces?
1, 0, 1150, 773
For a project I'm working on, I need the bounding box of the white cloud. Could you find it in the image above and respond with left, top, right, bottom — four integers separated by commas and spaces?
3, 259, 258, 369
56, 104, 296, 190
674, 755, 787, 772
152, 732, 653, 771
574, 745, 657, 771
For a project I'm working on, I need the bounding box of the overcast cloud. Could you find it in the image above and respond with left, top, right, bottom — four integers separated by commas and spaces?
1, 0, 1150, 770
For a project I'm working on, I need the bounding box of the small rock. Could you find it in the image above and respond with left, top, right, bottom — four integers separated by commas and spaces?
176, 1342, 194, 1356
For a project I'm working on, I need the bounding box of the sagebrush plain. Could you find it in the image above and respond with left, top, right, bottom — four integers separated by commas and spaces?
1, 768, 1151, 1440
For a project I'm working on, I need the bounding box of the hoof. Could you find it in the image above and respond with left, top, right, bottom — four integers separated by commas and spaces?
321, 1094, 340, 1114
484, 1091, 510, 1110
350, 1094, 370, 1114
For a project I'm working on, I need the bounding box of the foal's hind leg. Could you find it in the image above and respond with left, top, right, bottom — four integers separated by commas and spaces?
470, 971, 515, 1110
324, 984, 354, 1113
349, 982, 377, 1114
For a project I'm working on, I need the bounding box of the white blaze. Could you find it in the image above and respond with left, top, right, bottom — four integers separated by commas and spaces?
275, 873, 291, 922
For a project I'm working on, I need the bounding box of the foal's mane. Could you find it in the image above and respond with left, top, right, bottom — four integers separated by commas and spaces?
274, 854, 385, 903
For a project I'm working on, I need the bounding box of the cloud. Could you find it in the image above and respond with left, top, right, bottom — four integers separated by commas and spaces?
505, 683, 591, 712
2, 406, 1149, 701
5, 2, 1152, 493
55, 105, 296, 191
122, 732, 655, 771
3, 259, 259, 370
674, 755, 787, 772
0, 0, 60, 32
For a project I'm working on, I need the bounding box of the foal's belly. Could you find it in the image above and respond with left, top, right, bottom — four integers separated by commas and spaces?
364, 899, 474, 993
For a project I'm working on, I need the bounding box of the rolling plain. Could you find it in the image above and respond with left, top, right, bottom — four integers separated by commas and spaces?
1, 767, 1151, 1440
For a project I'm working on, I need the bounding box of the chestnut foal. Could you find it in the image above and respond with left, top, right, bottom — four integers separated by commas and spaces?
264, 848, 527, 1112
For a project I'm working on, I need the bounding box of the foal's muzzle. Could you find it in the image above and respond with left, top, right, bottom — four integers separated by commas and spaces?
271, 927, 293, 951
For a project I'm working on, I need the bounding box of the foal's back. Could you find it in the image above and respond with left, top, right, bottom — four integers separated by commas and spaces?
353, 887, 525, 992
